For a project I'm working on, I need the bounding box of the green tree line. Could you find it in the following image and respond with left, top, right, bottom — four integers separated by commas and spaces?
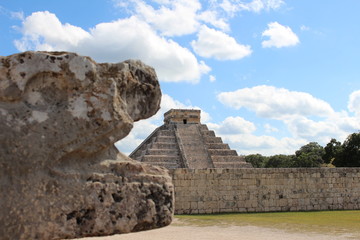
244, 132, 360, 168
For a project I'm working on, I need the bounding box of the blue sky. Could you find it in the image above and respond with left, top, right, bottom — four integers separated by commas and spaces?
1, 0, 360, 156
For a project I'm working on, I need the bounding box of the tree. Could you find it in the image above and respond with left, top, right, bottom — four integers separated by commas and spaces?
244, 154, 268, 168
323, 138, 342, 164
265, 154, 295, 168
293, 142, 324, 167
333, 133, 360, 167
293, 153, 322, 167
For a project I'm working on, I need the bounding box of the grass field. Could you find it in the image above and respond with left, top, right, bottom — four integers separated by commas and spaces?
175, 210, 360, 237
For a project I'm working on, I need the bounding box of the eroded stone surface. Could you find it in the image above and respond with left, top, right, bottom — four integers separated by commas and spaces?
0, 51, 173, 239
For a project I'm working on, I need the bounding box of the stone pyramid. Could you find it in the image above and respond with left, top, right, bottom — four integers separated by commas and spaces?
130, 109, 252, 169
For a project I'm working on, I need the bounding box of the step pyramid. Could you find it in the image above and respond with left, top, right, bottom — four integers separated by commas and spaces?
129, 109, 252, 169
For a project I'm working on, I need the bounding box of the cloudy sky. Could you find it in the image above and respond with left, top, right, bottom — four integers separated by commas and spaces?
1, 0, 360, 156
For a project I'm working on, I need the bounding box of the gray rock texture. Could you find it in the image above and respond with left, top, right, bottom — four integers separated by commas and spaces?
0, 51, 173, 239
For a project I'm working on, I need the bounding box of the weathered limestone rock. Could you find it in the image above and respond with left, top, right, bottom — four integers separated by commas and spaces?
0, 51, 173, 239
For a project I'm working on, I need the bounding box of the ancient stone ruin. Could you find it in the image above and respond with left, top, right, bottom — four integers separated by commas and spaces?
0, 51, 174, 239
130, 109, 252, 169
129, 111, 360, 215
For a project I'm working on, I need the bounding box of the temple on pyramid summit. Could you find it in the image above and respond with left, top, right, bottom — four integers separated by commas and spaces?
130, 109, 252, 169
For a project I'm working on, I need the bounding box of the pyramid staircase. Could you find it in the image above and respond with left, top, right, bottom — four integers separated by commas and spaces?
175, 124, 213, 169
129, 126, 183, 169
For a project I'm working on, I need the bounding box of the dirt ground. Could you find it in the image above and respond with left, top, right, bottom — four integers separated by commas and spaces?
76, 219, 357, 240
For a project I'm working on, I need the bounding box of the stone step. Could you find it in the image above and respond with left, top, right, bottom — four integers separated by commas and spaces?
177, 128, 196, 134
203, 137, 223, 143
209, 149, 237, 156
130, 151, 141, 160
180, 144, 206, 149
176, 124, 213, 169
177, 131, 198, 137
199, 124, 209, 131
144, 162, 179, 169
211, 155, 246, 162
207, 143, 230, 150
155, 136, 176, 143
146, 149, 179, 155
213, 162, 252, 168
186, 156, 209, 161
130, 154, 141, 161
181, 136, 200, 143
184, 152, 210, 159
157, 130, 174, 136
151, 142, 178, 149
201, 130, 216, 137
130, 148, 147, 160
142, 155, 179, 163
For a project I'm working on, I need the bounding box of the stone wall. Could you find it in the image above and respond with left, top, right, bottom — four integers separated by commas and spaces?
170, 168, 360, 214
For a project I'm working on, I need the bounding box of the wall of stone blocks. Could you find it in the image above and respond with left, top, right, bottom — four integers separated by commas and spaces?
169, 168, 360, 214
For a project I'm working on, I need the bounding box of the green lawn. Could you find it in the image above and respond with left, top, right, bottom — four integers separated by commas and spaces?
175, 211, 360, 237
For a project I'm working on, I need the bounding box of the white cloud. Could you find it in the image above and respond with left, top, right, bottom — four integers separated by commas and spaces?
209, 75, 216, 82
133, 0, 201, 36
115, 0, 232, 33
262, 22, 300, 48
264, 123, 278, 133
208, 113, 353, 156
217, 85, 334, 119
283, 111, 360, 146
216, 86, 360, 153
191, 25, 252, 60
205, 116, 305, 155
330, 111, 360, 133
285, 116, 340, 142
14, 11, 91, 51
76, 17, 210, 83
152, 0, 172, 4
115, 0, 284, 32
300, 25, 310, 31
10, 11, 24, 20
115, 0, 230, 34
218, 0, 239, 17
0, 6, 24, 21
204, 114, 306, 156
218, 0, 284, 15
348, 90, 360, 116
208, 116, 256, 135
238, 0, 285, 13
197, 10, 230, 32
221, 134, 306, 156
265, 0, 285, 9
14, 11, 210, 83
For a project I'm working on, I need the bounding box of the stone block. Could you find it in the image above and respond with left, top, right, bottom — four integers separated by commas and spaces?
190, 201, 198, 209
0, 52, 173, 239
